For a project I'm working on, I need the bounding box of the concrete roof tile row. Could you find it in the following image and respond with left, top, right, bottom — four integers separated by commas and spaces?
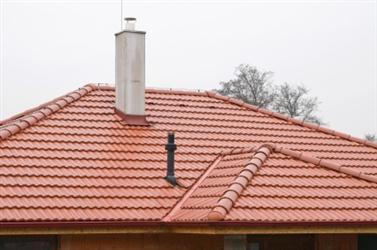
0, 83, 376, 225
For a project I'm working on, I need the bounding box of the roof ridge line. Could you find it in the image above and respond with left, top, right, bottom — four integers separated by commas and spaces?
205, 91, 377, 150
207, 144, 273, 221
146, 88, 207, 96
0, 84, 95, 142
161, 154, 224, 222
273, 145, 377, 184
94, 84, 210, 96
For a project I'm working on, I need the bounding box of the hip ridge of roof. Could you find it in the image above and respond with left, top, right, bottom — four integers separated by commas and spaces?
205, 91, 377, 150
208, 145, 273, 221
0, 84, 95, 142
273, 145, 377, 184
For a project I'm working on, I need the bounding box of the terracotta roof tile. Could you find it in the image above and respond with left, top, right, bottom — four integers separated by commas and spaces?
171, 145, 377, 222
0, 84, 376, 225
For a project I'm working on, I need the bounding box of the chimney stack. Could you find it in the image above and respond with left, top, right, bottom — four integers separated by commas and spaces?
115, 17, 148, 125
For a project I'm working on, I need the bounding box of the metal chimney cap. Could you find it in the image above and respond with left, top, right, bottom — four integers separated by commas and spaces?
124, 17, 136, 22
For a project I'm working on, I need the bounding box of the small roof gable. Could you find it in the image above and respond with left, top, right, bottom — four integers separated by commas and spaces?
0, 84, 376, 225
168, 145, 377, 223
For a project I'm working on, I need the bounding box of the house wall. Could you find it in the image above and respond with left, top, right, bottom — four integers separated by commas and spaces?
248, 234, 315, 250
59, 233, 359, 250
315, 234, 357, 250
60, 234, 223, 250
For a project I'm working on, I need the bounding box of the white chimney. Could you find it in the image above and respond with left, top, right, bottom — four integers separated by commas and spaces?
115, 17, 148, 125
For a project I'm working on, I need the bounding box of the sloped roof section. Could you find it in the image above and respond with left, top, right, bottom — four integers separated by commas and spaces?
207, 146, 273, 221
169, 145, 377, 223
0, 83, 377, 225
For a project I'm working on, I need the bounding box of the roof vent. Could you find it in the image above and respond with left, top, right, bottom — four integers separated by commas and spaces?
165, 132, 177, 186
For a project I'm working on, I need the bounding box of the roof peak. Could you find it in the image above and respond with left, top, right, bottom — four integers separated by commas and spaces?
87, 83, 210, 96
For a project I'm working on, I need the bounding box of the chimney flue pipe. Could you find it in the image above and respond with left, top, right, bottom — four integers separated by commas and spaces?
165, 132, 177, 186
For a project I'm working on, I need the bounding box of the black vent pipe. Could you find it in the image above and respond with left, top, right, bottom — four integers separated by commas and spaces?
165, 132, 177, 186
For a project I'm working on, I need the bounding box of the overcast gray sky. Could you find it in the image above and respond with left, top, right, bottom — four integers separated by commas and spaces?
1, 0, 376, 138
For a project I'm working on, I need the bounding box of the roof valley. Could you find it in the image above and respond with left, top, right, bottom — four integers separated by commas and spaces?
162, 154, 224, 222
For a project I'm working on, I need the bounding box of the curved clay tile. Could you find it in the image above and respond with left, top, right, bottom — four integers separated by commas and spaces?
207, 145, 273, 221
0, 85, 94, 141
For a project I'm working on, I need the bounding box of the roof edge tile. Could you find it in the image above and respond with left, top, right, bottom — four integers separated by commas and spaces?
0, 84, 94, 141
273, 146, 377, 184
207, 145, 273, 221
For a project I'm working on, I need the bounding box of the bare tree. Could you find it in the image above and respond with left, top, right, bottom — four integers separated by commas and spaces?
365, 134, 376, 142
216, 64, 275, 108
216, 64, 322, 123
272, 83, 322, 124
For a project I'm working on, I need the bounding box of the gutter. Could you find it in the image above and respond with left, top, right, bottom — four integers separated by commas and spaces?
1, 221, 377, 236
2, 220, 377, 228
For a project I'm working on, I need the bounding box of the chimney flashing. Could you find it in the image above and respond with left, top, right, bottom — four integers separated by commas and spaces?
114, 108, 149, 126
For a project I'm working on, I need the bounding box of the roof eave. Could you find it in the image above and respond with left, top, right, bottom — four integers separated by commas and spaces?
1, 220, 377, 235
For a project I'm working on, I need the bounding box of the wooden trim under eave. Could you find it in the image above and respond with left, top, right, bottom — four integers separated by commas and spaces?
1, 225, 377, 235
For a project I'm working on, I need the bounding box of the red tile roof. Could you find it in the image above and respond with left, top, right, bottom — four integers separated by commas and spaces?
171, 145, 377, 223
0, 83, 377, 226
